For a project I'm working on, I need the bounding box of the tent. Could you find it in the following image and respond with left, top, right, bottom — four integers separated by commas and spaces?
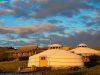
28, 44, 84, 68
70, 43, 100, 62
70, 43, 100, 56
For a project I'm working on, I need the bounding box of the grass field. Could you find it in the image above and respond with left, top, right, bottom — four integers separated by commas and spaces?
0, 60, 28, 72
82, 65, 100, 75
33, 65, 100, 75
0, 60, 100, 75
63, 65, 100, 75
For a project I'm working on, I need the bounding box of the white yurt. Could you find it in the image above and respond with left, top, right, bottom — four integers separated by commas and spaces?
70, 43, 100, 62
70, 43, 100, 56
28, 44, 84, 68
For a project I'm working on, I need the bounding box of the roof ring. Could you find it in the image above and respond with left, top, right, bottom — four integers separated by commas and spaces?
77, 43, 87, 47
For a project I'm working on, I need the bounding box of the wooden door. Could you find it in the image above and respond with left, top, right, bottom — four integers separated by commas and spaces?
39, 56, 48, 67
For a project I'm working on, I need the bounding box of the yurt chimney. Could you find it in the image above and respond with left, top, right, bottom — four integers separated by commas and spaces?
35, 43, 38, 54
49, 37, 52, 45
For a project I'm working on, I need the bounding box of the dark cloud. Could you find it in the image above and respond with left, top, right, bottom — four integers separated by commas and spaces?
0, 0, 93, 18
0, 23, 59, 33
10, 0, 34, 17
0, 40, 30, 47
47, 30, 100, 47
96, 9, 100, 14
86, 0, 100, 4
0, 0, 99, 47
9, 0, 51, 17
0, 23, 65, 38
0, 1, 8, 7
61, 10, 79, 17
0, 29, 100, 47
66, 30, 100, 47
81, 14, 100, 27
0, 23, 66, 47
0, 37, 48, 47
47, 19, 62, 23
0, 20, 4, 26
0, 9, 13, 15
32, 0, 92, 18
81, 15, 91, 20
86, 21, 100, 27
0, 27, 13, 34
4, 34, 16, 40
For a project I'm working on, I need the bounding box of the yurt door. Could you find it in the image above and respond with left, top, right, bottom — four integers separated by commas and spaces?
39, 56, 48, 67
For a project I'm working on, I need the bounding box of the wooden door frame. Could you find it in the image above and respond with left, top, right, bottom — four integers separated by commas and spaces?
39, 56, 48, 67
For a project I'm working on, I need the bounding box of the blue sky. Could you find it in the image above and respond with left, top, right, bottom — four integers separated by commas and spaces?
0, 0, 100, 47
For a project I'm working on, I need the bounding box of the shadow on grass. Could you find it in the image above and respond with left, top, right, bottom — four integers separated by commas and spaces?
63, 71, 85, 75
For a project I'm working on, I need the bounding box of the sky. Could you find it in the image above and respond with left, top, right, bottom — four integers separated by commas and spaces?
0, 0, 100, 47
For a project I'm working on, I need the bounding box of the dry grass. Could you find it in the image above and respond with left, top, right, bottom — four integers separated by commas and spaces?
0, 60, 100, 75
0, 60, 28, 72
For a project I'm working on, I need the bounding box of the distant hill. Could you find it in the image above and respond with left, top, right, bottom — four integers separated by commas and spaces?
0, 47, 16, 61
0, 47, 15, 52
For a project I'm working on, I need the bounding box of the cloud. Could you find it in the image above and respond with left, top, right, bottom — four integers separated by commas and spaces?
47, 19, 62, 23
32, 0, 92, 18
96, 9, 100, 14
0, 0, 93, 18
86, 0, 100, 4
66, 30, 100, 47
0, 0, 7, 6
11, 0, 49, 3
0, 23, 65, 35
0, 40, 30, 47
0, 23, 66, 46
0, 0, 99, 47
0, 27, 14, 34
0, 9, 14, 15
8, 0, 50, 17
4, 34, 16, 40
47, 30, 100, 47
0, 28, 100, 47
0, 20, 5, 27
81, 14, 100, 27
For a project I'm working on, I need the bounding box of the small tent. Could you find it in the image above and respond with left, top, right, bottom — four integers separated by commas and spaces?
28, 44, 84, 68
70, 43, 100, 56
70, 43, 100, 62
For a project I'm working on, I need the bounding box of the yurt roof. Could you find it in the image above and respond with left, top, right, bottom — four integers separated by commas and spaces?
29, 49, 81, 58
17, 45, 37, 52
70, 47, 100, 54
77, 43, 87, 47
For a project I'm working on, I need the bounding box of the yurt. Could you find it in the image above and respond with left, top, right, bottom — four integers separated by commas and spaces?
70, 43, 100, 62
28, 44, 84, 69
17, 45, 38, 51
70, 43, 100, 56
